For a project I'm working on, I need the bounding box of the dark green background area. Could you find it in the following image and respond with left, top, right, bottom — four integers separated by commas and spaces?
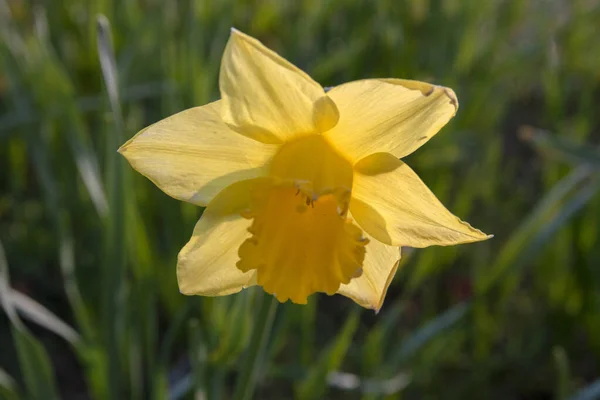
1, 0, 600, 399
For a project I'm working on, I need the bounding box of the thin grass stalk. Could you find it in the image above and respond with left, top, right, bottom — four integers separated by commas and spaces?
232, 292, 278, 400
97, 14, 127, 398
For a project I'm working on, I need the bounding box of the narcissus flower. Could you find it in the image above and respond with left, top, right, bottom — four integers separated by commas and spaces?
119, 29, 491, 311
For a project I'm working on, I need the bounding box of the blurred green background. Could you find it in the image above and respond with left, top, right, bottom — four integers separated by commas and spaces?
1, 0, 600, 399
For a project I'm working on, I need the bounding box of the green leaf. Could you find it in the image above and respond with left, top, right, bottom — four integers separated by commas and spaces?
232, 292, 278, 400
478, 167, 600, 292
11, 326, 61, 400
0, 368, 21, 400
210, 292, 254, 366
520, 126, 600, 169
553, 346, 571, 400
97, 14, 128, 399
9, 288, 80, 344
27, 124, 106, 399
188, 319, 207, 399
362, 301, 405, 374
295, 309, 360, 400
0, 240, 60, 400
387, 303, 469, 370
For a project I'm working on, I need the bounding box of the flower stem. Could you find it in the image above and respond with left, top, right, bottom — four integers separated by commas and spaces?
232, 292, 278, 400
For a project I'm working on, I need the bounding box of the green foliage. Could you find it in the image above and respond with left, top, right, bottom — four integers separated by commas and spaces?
1, 0, 600, 398
0, 367, 20, 400
1, 241, 59, 399
296, 310, 359, 400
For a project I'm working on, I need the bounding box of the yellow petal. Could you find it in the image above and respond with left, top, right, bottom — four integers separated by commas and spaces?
177, 180, 260, 296
350, 153, 491, 247
325, 79, 458, 163
337, 226, 401, 312
119, 101, 277, 206
220, 29, 338, 143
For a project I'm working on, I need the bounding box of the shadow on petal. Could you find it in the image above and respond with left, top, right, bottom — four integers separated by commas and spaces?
354, 152, 400, 175
349, 198, 393, 245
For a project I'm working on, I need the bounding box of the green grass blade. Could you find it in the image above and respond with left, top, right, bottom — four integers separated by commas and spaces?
0, 368, 21, 400
232, 293, 278, 400
97, 14, 128, 399
56, 214, 97, 346
188, 319, 207, 399
11, 326, 61, 400
28, 123, 107, 398
97, 15, 125, 133
478, 167, 598, 292
8, 288, 80, 344
521, 126, 600, 169
300, 297, 317, 366
553, 346, 571, 400
387, 303, 469, 369
296, 309, 360, 400
0, 240, 60, 400
210, 291, 253, 364
0, 242, 19, 327
362, 300, 405, 374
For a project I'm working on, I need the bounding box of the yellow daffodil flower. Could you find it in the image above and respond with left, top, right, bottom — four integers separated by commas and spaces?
119, 29, 491, 311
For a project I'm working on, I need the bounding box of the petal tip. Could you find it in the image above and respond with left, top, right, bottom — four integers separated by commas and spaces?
117, 138, 133, 154
228, 27, 249, 47
176, 248, 197, 296
177, 275, 194, 296
178, 286, 192, 296
176, 263, 190, 296
462, 222, 493, 243
229, 27, 254, 45
442, 87, 459, 112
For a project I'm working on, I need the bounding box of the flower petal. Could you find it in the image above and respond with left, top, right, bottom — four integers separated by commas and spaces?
119, 101, 277, 206
325, 79, 458, 163
350, 153, 491, 247
337, 227, 401, 312
220, 29, 338, 143
177, 180, 260, 296
177, 214, 257, 296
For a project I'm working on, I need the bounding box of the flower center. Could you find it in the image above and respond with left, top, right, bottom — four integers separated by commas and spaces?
236, 135, 367, 303
268, 134, 354, 194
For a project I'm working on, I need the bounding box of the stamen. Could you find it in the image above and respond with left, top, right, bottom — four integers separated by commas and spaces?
240, 209, 253, 219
